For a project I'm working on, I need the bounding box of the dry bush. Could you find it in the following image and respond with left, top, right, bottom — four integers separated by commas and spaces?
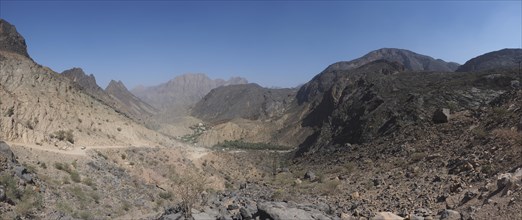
173, 171, 208, 218
492, 128, 522, 143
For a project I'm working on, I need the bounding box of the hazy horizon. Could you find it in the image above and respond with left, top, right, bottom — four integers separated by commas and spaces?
1, 1, 521, 89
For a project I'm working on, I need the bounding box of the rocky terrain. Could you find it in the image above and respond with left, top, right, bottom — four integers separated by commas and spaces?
0, 18, 521, 220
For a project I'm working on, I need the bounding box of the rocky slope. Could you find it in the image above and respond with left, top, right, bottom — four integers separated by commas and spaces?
132, 73, 248, 117
0, 19, 169, 147
457, 48, 522, 72
294, 60, 518, 155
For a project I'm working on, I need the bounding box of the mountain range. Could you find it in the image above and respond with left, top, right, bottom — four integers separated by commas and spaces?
1, 18, 521, 219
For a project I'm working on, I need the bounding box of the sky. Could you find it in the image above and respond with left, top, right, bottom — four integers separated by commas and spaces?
0, 1, 521, 89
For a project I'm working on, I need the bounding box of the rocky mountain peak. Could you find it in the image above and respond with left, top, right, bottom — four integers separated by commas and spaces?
61, 67, 101, 92
106, 80, 126, 91
0, 19, 30, 58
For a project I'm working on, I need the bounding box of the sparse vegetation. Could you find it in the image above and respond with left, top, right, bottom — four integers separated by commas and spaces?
177, 123, 209, 144
0, 173, 43, 216
50, 130, 75, 143
54, 162, 81, 182
174, 171, 208, 219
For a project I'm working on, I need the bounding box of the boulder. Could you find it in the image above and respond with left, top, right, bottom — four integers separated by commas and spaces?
257, 202, 332, 220
304, 170, 317, 181
371, 212, 403, 220
497, 168, 522, 195
439, 209, 460, 220
0, 185, 5, 202
432, 108, 450, 124
240, 207, 252, 220
14, 165, 33, 183
0, 141, 16, 163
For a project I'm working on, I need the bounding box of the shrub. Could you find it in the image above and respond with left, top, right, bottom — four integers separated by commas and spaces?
50, 130, 74, 144
82, 177, 95, 187
5, 106, 14, 117
175, 172, 208, 219
54, 162, 65, 171
117, 127, 122, 132
159, 191, 173, 200
70, 171, 81, 183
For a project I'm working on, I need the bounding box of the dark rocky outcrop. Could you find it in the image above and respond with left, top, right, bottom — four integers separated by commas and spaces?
62, 68, 102, 95
457, 49, 522, 72
192, 83, 297, 123
432, 108, 450, 124
0, 19, 30, 59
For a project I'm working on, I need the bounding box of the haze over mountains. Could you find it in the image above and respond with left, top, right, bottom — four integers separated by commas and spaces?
131, 73, 248, 117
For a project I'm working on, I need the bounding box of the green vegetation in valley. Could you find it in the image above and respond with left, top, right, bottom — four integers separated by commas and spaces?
212, 140, 290, 151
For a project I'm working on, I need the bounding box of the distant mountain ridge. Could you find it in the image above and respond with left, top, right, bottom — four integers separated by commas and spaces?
131, 73, 248, 117
457, 48, 522, 72
325, 48, 459, 72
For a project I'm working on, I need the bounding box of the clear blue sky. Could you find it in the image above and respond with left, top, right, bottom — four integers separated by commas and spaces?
1, 1, 521, 89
